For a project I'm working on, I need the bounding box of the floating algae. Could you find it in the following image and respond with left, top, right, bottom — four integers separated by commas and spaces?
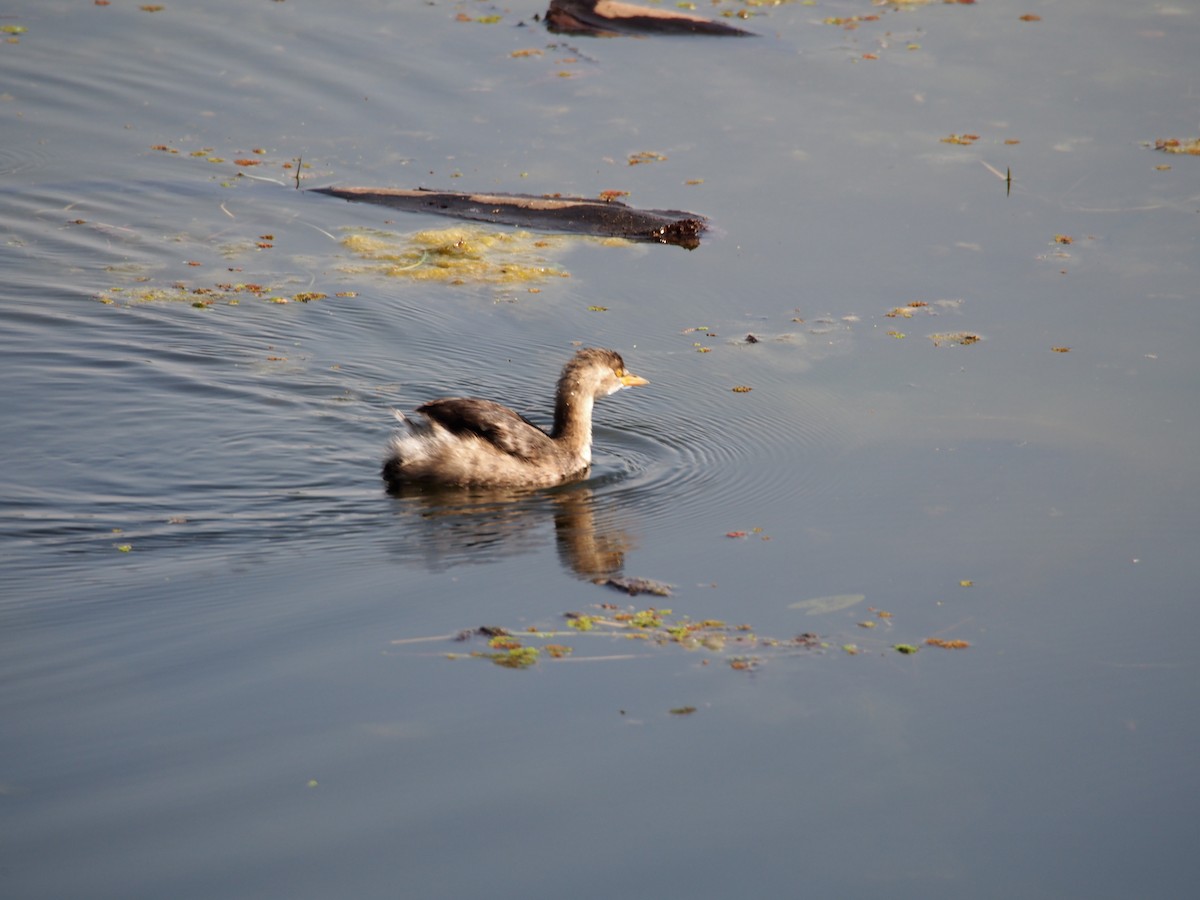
339, 225, 574, 285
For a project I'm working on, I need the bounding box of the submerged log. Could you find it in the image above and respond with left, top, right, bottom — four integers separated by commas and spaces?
544, 0, 754, 37
310, 187, 707, 249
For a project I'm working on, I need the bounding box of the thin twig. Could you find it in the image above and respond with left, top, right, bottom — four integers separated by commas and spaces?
237, 171, 287, 186
979, 160, 1006, 180
297, 220, 337, 241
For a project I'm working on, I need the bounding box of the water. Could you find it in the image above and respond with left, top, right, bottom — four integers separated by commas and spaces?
2, 1, 1198, 897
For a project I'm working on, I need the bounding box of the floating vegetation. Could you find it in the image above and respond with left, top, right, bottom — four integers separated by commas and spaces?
941, 133, 981, 146
488, 647, 541, 669
339, 226, 572, 284
928, 331, 981, 347
567, 614, 596, 632
725, 526, 768, 540
95, 281, 354, 308
391, 599, 969, 671
823, 15, 881, 30
884, 300, 936, 318
1153, 138, 1200, 156
393, 606, 819, 670
454, 11, 503, 23
628, 151, 667, 166
150, 142, 307, 185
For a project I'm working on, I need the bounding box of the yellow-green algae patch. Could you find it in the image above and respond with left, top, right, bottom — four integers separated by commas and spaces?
397, 594, 977, 673
339, 226, 573, 284
94, 281, 352, 308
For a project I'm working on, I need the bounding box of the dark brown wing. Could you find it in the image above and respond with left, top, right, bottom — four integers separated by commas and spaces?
416, 398, 555, 460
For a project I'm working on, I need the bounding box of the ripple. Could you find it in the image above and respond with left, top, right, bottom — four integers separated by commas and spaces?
0, 142, 53, 177
586, 360, 859, 527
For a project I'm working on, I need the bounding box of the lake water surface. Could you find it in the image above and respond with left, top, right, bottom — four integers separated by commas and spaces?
2, 1, 1198, 897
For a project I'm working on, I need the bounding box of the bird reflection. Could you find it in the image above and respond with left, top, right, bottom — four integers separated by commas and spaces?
384, 482, 634, 578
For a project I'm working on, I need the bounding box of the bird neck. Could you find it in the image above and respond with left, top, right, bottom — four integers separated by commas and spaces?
551, 385, 595, 453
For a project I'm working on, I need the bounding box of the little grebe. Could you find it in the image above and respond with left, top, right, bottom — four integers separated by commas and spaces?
382, 348, 648, 489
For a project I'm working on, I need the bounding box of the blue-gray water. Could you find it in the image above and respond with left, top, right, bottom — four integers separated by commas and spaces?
2, 2, 1198, 897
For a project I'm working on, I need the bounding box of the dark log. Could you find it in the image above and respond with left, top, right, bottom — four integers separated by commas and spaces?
310, 186, 707, 249
544, 0, 754, 37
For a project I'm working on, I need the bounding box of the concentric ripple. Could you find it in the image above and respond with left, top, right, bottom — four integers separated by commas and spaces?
583, 359, 860, 527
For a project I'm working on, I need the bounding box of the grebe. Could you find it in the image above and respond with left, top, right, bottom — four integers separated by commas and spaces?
382, 348, 647, 489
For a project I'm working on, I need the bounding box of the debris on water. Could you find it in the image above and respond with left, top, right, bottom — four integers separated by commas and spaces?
628, 151, 667, 166
1153, 138, 1200, 155
395, 599, 968, 671
598, 576, 673, 597
929, 332, 982, 347
543, 0, 755, 37
311, 186, 707, 248
925, 638, 971, 649
726, 526, 768, 540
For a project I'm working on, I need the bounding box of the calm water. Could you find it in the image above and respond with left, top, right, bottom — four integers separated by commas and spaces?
2, 1, 1198, 897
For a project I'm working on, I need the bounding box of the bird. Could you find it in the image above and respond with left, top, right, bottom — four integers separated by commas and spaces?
382, 347, 648, 489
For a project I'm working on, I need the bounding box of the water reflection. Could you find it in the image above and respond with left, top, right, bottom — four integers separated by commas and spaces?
384, 484, 633, 579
